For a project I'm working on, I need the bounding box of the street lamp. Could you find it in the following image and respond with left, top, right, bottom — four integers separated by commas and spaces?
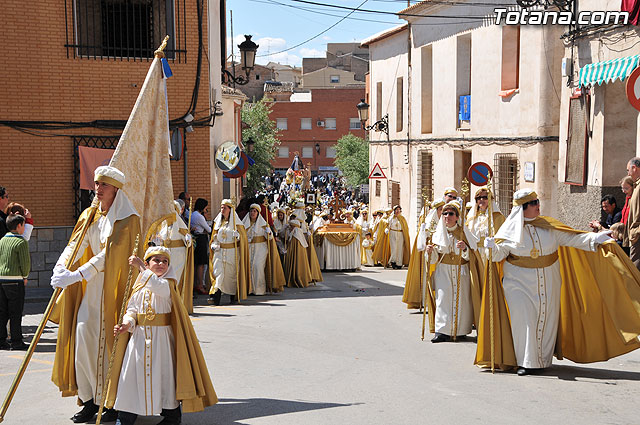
356, 99, 388, 135
222, 35, 259, 86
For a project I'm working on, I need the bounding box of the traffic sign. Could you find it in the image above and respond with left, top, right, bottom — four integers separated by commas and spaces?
626, 66, 640, 112
369, 163, 387, 179
467, 162, 493, 186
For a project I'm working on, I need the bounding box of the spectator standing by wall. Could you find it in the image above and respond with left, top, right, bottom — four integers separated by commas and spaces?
626, 157, 640, 268
190, 198, 211, 295
0, 214, 30, 350
0, 186, 9, 238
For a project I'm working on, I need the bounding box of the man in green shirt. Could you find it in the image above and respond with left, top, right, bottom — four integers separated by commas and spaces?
0, 214, 30, 350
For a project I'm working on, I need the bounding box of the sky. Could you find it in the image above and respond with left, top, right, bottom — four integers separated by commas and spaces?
226, 0, 417, 67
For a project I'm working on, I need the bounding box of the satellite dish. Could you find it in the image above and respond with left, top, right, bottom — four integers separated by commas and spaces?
215, 141, 241, 171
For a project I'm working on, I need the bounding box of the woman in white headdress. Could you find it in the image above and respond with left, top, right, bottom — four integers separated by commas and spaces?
283, 214, 313, 288
208, 200, 251, 305
466, 187, 505, 262
425, 200, 480, 343
243, 204, 271, 295
273, 207, 288, 262
481, 189, 614, 375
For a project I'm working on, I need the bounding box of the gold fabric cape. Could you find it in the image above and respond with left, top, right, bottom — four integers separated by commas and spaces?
475, 216, 640, 370
427, 226, 484, 334
284, 237, 313, 288
179, 242, 195, 314
50, 207, 141, 404
402, 236, 426, 309
125, 274, 218, 412
396, 216, 411, 266
307, 232, 323, 282
266, 237, 286, 292
372, 220, 390, 266
208, 224, 253, 300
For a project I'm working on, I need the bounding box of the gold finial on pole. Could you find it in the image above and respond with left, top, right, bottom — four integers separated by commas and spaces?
154, 35, 170, 58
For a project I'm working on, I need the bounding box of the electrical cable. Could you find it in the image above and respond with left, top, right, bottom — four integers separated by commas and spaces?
256, 0, 370, 57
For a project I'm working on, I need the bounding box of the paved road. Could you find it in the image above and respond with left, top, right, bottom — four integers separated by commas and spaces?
1, 268, 640, 424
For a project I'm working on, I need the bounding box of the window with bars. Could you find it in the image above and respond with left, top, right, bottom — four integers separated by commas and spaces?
494, 153, 519, 214
389, 181, 400, 208
375, 180, 381, 197
73, 136, 120, 219
419, 150, 434, 211
65, 0, 187, 61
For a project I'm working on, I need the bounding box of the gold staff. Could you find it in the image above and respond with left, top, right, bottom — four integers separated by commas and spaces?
232, 202, 241, 303
96, 234, 140, 425
452, 178, 470, 342
0, 198, 100, 423
486, 174, 496, 373
421, 203, 438, 341
182, 197, 193, 297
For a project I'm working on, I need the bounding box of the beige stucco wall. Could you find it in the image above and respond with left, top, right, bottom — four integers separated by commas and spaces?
367, 12, 563, 235
302, 66, 362, 89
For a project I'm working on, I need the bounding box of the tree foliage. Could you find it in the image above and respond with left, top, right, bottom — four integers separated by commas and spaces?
334, 134, 369, 187
241, 98, 280, 195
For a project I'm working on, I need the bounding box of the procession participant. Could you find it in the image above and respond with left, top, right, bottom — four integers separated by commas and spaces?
425, 201, 481, 343
372, 209, 391, 266
343, 209, 356, 227
283, 215, 313, 288
113, 246, 217, 425
371, 210, 383, 244
362, 231, 374, 266
355, 208, 370, 235
150, 201, 194, 313
443, 187, 458, 203
479, 189, 634, 375
208, 200, 251, 306
293, 201, 322, 282
190, 198, 211, 295
273, 207, 289, 263
403, 198, 444, 309
385, 206, 410, 269
356, 208, 370, 265
243, 204, 285, 294
50, 166, 139, 423
466, 187, 505, 262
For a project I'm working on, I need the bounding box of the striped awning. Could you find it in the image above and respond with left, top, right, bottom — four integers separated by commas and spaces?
579, 55, 640, 87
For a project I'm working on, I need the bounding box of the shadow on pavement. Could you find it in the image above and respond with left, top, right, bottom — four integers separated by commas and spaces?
183, 397, 360, 425
548, 365, 640, 382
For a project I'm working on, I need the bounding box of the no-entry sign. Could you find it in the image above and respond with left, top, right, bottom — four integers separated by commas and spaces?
626, 66, 640, 112
467, 162, 493, 186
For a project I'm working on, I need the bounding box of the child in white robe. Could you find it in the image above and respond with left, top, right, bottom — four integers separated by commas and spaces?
113, 246, 181, 425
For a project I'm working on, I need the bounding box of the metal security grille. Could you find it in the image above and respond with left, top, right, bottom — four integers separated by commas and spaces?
65, 0, 187, 62
389, 181, 400, 209
565, 95, 588, 185
494, 153, 519, 215
73, 136, 120, 219
375, 180, 381, 197
419, 150, 434, 213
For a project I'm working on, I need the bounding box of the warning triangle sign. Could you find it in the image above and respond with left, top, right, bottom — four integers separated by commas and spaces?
368, 163, 387, 179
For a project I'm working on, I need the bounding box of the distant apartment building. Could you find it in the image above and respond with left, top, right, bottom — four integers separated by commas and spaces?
268, 88, 366, 175
232, 62, 301, 102
302, 42, 369, 82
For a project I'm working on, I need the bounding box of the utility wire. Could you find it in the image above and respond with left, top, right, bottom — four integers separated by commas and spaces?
289, 0, 490, 18
256, 0, 370, 57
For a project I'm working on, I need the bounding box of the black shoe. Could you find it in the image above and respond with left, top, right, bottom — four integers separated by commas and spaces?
390, 262, 397, 269
517, 367, 528, 376
71, 399, 98, 423
430, 333, 451, 343
115, 411, 138, 425
10, 341, 28, 351
0, 340, 10, 350
158, 406, 182, 424
100, 408, 118, 423
207, 290, 221, 306
230, 294, 238, 305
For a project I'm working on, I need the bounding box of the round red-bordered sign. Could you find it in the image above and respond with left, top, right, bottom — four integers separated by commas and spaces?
626, 66, 640, 112
467, 162, 493, 186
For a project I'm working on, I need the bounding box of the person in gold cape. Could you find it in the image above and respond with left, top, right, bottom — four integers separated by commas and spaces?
466, 187, 505, 263
293, 201, 322, 283
284, 214, 314, 287
151, 200, 195, 314
424, 200, 482, 342
402, 198, 444, 309
477, 189, 639, 376
372, 209, 391, 266
113, 246, 217, 424
49, 166, 140, 423
243, 203, 285, 294
385, 205, 410, 269
208, 199, 252, 306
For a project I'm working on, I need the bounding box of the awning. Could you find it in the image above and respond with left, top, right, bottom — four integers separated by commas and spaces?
579, 55, 640, 87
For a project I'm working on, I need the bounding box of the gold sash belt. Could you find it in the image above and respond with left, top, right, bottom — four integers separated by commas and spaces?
164, 239, 185, 248
439, 253, 469, 265
506, 251, 558, 268
249, 236, 267, 244
390, 228, 403, 232
136, 313, 171, 326
290, 223, 300, 228
219, 242, 237, 249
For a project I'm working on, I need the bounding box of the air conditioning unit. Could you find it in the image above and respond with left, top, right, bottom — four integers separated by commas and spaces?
317, 120, 325, 127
